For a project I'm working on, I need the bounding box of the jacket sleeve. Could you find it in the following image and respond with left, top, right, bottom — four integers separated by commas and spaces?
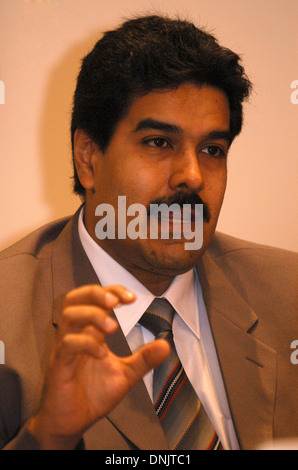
2, 424, 40, 450
0, 365, 34, 449
0, 365, 86, 450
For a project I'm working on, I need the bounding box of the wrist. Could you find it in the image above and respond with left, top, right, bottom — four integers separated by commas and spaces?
27, 414, 82, 450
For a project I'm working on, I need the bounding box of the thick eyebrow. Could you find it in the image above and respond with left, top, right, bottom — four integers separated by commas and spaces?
204, 130, 233, 145
133, 118, 182, 135
132, 118, 232, 144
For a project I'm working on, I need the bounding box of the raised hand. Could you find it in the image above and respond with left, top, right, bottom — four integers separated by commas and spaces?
28, 285, 170, 449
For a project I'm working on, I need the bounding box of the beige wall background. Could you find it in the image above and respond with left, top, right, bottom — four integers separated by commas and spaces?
0, 0, 297, 252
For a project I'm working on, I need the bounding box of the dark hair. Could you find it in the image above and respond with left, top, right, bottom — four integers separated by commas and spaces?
71, 15, 252, 197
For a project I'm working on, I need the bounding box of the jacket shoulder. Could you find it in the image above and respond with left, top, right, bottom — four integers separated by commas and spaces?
207, 232, 297, 314
209, 232, 297, 264
0, 217, 71, 261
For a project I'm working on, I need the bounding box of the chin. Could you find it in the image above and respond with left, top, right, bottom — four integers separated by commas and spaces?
141, 239, 207, 275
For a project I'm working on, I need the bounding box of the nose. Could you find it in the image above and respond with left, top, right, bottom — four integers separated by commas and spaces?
168, 149, 203, 192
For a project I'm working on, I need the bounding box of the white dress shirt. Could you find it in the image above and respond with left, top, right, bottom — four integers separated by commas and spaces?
78, 208, 239, 450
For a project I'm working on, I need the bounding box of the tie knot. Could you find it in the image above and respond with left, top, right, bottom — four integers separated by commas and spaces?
139, 298, 175, 338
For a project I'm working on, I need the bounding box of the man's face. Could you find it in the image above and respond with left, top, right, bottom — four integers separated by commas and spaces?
83, 83, 230, 282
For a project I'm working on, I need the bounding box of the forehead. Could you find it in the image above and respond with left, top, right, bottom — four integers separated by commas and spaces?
122, 83, 231, 136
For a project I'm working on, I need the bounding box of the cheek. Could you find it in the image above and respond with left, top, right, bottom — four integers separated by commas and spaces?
205, 167, 227, 190
122, 162, 169, 200
203, 171, 227, 210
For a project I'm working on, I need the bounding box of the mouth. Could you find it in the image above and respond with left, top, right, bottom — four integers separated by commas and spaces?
147, 193, 211, 225
153, 206, 200, 238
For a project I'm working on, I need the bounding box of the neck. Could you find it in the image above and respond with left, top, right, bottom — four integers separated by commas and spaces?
97, 239, 175, 296
123, 264, 175, 296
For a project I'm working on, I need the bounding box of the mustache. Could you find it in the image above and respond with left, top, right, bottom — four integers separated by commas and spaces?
147, 192, 211, 223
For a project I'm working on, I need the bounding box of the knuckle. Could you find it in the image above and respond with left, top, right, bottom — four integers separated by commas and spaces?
87, 284, 102, 295
86, 284, 105, 304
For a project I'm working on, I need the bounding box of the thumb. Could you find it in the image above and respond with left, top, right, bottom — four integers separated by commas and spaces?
124, 339, 170, 385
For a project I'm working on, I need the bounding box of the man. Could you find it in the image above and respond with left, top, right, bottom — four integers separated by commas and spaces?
0, 15, 297, 450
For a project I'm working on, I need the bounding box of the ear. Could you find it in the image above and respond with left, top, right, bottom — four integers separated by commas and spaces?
73, 129, 100, 190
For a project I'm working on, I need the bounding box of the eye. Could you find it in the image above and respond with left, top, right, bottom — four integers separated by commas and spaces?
201, 145, 225, 158
144, 137, 171, 149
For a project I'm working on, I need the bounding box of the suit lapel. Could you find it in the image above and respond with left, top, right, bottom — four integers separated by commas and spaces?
51, 210, 169, 450
197, 253, 277, 450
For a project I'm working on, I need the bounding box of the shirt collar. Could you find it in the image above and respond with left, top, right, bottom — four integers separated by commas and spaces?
78, 206, 201, 339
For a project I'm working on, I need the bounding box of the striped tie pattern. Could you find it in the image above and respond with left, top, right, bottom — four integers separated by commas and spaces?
139, 298, 223, 450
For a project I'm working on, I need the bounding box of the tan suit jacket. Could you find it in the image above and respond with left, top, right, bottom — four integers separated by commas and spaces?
0, 209, 297, 450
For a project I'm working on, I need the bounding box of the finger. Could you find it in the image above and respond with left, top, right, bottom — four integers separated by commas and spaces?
124, 339, 171, 386
59, 305, 118, 336
104, 286, 136, 307
64, 285, 136, 310
80, 325, 105, 346
55, 333, 107, 366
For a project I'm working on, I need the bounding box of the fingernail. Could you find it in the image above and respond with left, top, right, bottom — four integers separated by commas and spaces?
123, 290, 135, 301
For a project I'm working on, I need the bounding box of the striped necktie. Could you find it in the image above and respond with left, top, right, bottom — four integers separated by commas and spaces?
139, 298, 223, 450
